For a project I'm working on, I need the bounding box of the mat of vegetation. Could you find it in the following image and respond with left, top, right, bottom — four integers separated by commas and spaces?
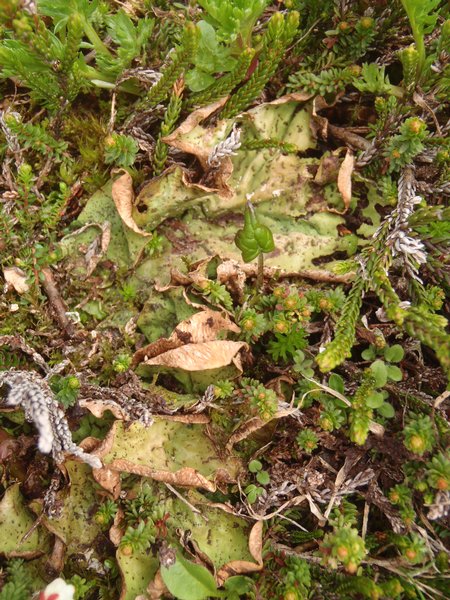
0, 1, 449, 599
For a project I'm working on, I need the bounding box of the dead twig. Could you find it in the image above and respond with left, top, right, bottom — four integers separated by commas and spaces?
41, 267, 76, 338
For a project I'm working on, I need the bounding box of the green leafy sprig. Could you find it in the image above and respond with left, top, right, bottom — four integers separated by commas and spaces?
152, 79, 184, 176
221, 11, 299, 118
142, 22, 199, 109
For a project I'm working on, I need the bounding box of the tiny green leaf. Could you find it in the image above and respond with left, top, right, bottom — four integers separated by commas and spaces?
328, 373, 345, 394
384, 344, 404, 363
370, 360, 388, 387
366, 391, 385, 409
377, 402, 395, 418
256, 470, 270, 485
386, 365, 403, 382
248, 459, 262, 473
361, 346, 377, 361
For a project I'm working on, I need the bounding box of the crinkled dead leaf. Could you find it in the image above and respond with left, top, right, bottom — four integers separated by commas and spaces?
92, 420, 242, 494
3, 266, 29, 294
336, 149, 354, 213
217, 259, 247, 303
142, 340, 247, 373
109, 508, 125, 546
226, 406, 299, 451
133, 308, 240, 366
174, 308, 239, 342
112, 169, 152, 236
45, 537, 66, 574
163, 98, 229, 167
314, 154, 341, 185
78, 399, 138, 421
163, 98, 229, 169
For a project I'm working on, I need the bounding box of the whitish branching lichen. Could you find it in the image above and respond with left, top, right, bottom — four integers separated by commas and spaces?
0, 369, 101, 469
375, 167, 427, 281
317, 166, 449, 374
207, 125, 241, 167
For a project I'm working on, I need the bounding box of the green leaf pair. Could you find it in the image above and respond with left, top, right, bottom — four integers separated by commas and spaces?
235, 202, 275, 263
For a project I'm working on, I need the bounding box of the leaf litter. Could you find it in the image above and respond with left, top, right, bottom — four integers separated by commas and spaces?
1, 5, 449, 598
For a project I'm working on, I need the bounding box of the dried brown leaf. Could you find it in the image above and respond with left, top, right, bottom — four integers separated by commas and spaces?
133, 308, 240, 366
111, 170, 151, 236
45, 536, 65, 574
226, 407, 295, 451
174, 309, 240, 342
93, 464, 121, 498
337, 149, 354, 212
143, 340, 247, 372
3, 266, 29, 294
314, 154, 341, 185
217, 260, 247, 303
109, 508, 125, 546
79, 399, 130, 420
163, 99, 228, 167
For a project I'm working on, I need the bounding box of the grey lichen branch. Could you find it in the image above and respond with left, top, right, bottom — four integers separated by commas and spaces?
207, 125, 241, 168
373, 166, 427, 281
0, 369, 102, 469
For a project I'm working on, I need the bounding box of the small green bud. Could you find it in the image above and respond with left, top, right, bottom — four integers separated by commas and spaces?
373, 331, 386, 349
399, 45, 420, 91
113, 354, 131, 373
67, 376, 80, 390
436, 150, 449, 164
359, 17, 374, 30
271, 12, 284, 26
242, 318, 256, 331
414, 481, 427, 493
348, 64, 362, 76
286, 10, 300, 32
319, 416, 333, 432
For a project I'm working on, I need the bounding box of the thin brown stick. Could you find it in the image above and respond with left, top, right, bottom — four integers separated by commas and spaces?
41, 267, 76, 338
